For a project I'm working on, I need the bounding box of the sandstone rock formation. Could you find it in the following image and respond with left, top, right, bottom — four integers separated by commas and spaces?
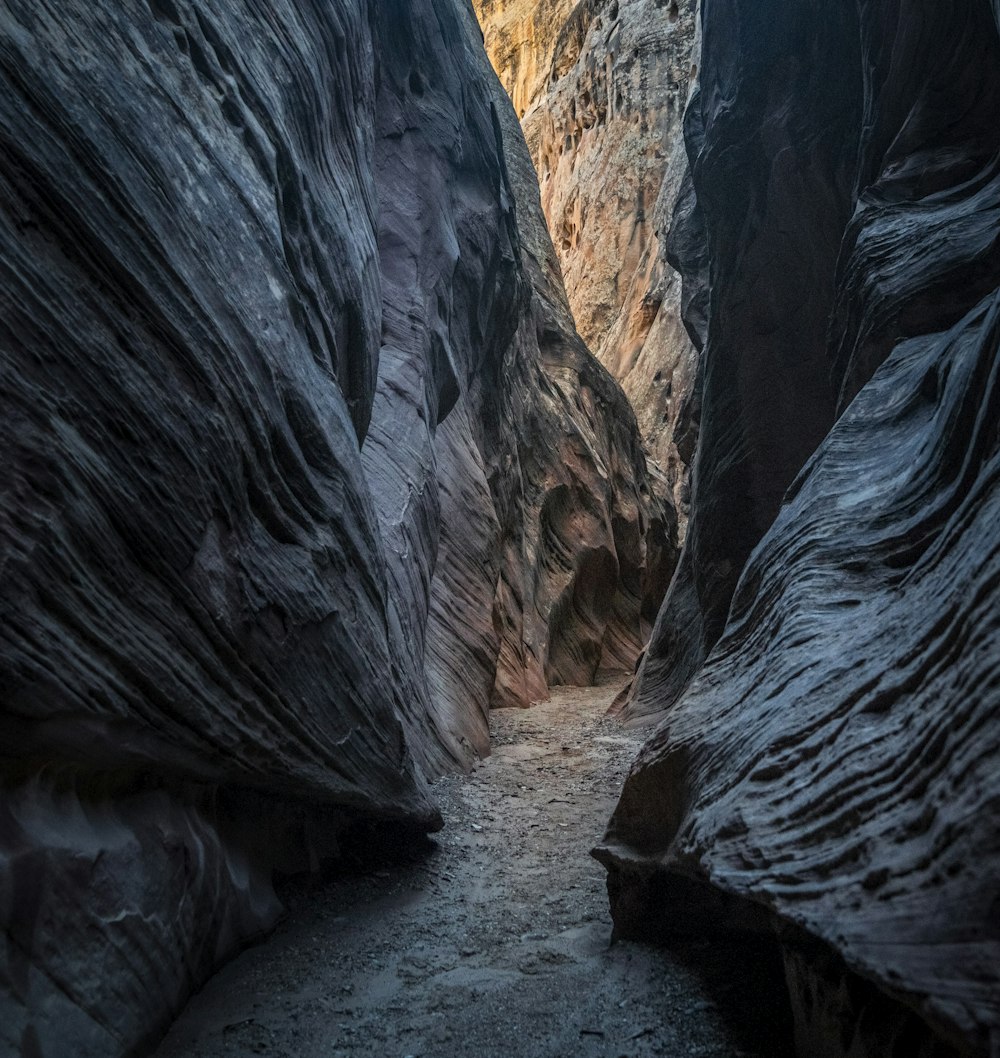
625, 1, 1000, 722
474, 0, 701, 513
0, 0, 671, 1053
484, 69, 676, 710
599, 1, 1000, 1055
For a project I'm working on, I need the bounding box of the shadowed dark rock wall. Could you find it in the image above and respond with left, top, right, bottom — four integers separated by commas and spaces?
624, 1, 867, 721
600, 1, 1000, 1055
625, 0, 1000, 723
0, 0, 671, 1052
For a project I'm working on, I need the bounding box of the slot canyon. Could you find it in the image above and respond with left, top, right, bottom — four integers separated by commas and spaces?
0, 0, 997, 1056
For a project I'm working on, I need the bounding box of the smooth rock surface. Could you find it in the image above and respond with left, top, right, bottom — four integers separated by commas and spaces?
0, 0, 672, 1053
600, 1, 1000, 1054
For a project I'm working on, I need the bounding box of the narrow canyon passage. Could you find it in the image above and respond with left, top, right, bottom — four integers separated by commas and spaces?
3, 1, 999, 1054
153, 684, 792, 1058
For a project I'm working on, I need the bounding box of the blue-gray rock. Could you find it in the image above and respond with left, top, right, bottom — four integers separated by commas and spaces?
599, 0, 1000, 1054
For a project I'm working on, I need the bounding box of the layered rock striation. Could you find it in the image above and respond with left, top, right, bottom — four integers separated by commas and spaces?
485, 80, 676, 708
623, 1, 868, 720
599, 1, 1000, 1055
0, 1, 671, 1053
474, 0, 701, 513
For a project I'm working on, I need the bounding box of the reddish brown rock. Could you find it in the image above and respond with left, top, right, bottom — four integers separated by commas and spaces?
474, 0, 701, 515
483, 70, 677, 707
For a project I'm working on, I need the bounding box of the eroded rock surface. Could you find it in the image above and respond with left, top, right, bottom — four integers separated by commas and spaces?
474, 0, 701, 512
484, 77, 676, 709
600, 1, 1000, 1055
0, 0, 671, 1053
624, 0, 1000, 722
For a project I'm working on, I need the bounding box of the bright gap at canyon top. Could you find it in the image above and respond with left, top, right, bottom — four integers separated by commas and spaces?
1, 1, 998, 1057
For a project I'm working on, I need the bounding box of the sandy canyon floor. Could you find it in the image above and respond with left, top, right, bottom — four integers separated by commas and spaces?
155, 682, 792, 1058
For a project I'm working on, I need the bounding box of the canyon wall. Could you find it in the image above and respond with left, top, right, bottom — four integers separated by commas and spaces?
599, 1, 1000, 1055
474, 0, 701, 514
0, 1, 671, 1053
484, 70, 676, 708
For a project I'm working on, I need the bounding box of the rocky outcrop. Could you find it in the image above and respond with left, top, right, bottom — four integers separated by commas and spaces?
0, 0, 670, 1053
598, 1, 1000, 1055
474, 0, 701, 514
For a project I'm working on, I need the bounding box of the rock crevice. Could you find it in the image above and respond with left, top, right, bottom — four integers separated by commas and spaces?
474, 0, 701, 515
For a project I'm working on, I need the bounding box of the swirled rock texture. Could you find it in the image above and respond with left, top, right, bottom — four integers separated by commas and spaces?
483, 69, 677, 710
0, 0, 671, 1053
599, 0, 1000, 1055
622, 1, 868, 721
474, 0, 701, 512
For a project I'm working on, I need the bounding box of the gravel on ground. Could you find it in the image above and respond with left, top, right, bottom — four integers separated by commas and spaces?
154, 681, 792, 1058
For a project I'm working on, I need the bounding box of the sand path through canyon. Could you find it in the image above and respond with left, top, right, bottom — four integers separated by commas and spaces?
154, 682, 792, 1058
